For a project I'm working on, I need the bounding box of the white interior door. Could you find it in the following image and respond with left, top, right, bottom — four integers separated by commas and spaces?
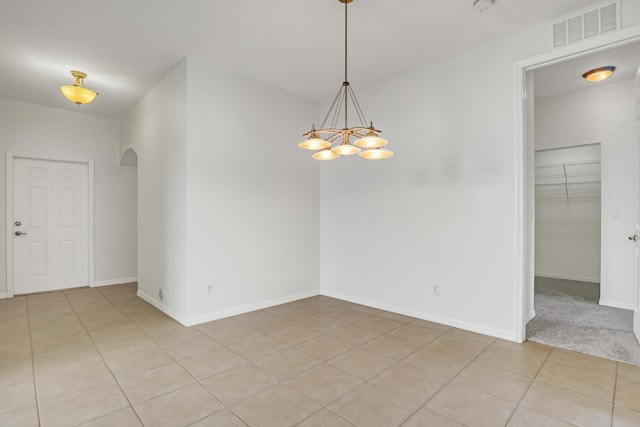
634, 68, 640, 343
13, 157, 89, 294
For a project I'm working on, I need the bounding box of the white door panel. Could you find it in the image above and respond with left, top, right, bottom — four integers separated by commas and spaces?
13, 158, 89, 294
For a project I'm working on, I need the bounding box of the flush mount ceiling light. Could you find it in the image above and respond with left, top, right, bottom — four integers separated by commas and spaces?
582, 66, 616, 82
60, 70, 98, 106
298, 0, 393, 161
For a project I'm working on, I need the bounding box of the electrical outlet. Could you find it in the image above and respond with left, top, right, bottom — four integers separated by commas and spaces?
432, 284, 439, 296
205, 284, 214, 295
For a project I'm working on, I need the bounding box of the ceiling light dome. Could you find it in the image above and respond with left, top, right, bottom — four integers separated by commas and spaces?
582, 66, 616, 82
60, 70, 98, 106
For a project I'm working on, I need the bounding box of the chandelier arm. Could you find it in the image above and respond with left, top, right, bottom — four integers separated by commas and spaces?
344, 0, 348, 83
346, 85, 368, 127
331, 86, 346, 130
320, 84, 346, 129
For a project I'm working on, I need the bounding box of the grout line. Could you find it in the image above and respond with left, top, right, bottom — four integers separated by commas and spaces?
24, 295, 43, 427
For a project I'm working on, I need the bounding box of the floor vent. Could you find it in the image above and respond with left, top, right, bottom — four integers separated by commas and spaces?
552, 1, 620, 48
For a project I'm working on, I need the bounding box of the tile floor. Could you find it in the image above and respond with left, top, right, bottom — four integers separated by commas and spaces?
1, 284, 639, 427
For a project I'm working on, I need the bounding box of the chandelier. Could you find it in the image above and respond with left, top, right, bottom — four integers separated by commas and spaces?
298, 0, 393, 161
60, 70, 98, 107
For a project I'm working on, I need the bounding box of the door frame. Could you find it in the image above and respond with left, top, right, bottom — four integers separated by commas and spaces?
6, 151, 95, 297
515, 26, 640, 343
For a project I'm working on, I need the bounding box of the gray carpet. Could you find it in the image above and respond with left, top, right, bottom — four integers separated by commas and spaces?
527, 277, 640, 367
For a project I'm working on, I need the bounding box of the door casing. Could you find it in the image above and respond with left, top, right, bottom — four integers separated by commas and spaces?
6, 151, 94, 297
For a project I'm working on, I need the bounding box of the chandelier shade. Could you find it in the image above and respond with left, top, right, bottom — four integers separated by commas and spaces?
297, 0, 393, 161
60, 70, 98, 106
359, 147, 394, 160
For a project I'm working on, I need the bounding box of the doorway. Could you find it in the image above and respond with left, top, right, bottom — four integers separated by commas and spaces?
518, 35, 640, 360
6, 152, 94, 296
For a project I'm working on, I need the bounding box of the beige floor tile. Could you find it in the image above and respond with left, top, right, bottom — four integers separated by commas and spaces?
95, 333, 158, 359
201, 324, 263, 346
452, 360, 532, 403
76, 407, 143, 426
0, 360, 33, 388
296, 409, 355, 427
34, 346, 102, 377
36, 360, 114, 402
295, 335, 355, 361
134, 383, 224, 427
360, 333, 423, 360
327, 347, 396, 380
189, 408, 248, 427
354, 315, 406, 334
30, 321, 86, 343
89, 324, 146, 345
520, 380, 612, 426
329, 383, 418, 427
285, 364, 364, 406
402, 408, 465, 427
371, 362, 448, 405
301, 313, 354, 333
161, 333, 221, 360
537, 360, 615, 402
547, 348, 617, 377
254, 347, 321, 380
494, 339, 552, 358
476, 345, 546, 378
387, 323, 445, 345
326, 324, 381, 345
427, 334, 491, 359
404, 348, 471, 380
0, 381, 35, 415
0, 344, 31, 367
612, 404, 640, 427
0, 330, 31, 350
325, 307, 374, 324
146, 325, 204, 346
117, 362, 195, 404
81, 315, 133, 332
231, 384, 322, 427
179, 347, 247, 380
105, 346, 174, 378
445, 328, 497, 344
201, 363, 278, 406
267, 324, 322, 345
618, 362, 640, 385
426, 383, 516, 427
228, 335, 289, 361
194, 318, 238, 335
32, 333, 93, 358
38, 381, 129, 427
248, 314, 292, 334
506, 406, 575, 427
615, 378, 640, 412
0, 403, 39, 427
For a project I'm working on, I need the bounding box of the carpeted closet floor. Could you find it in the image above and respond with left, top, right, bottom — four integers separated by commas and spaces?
527, 277, 640, 366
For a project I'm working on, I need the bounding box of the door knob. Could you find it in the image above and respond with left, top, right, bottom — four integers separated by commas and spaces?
629, 235, 638, 241
14, 231, 27, 236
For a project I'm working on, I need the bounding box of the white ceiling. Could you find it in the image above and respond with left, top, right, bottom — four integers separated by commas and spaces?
0, 0, 614, 118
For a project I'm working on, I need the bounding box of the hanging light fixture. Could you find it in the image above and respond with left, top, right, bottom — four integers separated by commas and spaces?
298, 0, 393, 161
582, 66, 616, 82
60, 70, 98, 106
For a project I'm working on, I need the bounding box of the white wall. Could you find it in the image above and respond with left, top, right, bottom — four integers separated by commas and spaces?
120, 61, 188, 317
534, 145, 602, 283
0, 99, 137, 296
320, 24, 554, 340
535, 80, 636, 309
185, 59, 320, 322
121, 59, 320, 324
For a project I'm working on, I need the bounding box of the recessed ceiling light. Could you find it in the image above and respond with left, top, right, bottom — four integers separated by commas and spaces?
582, 66, 616, 83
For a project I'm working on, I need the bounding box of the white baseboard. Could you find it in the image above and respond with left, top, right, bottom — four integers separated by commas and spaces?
94, 277, 138, 287
184, 290, 321, 327
526, 310, 536, 322
136, 289, 320, 327
0, 293, 7, 299
534, 272, 599, 283
599, 299, 634, 310
320, 289, 518, 342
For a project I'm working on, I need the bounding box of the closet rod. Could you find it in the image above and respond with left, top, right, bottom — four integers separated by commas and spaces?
535, 180, 601, 187
535, 159, 600, 169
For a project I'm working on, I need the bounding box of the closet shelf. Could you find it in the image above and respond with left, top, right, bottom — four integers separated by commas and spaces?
535, 159, 600, 202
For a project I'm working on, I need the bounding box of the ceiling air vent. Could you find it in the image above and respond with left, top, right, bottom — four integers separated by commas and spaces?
552, 1, 620, 49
